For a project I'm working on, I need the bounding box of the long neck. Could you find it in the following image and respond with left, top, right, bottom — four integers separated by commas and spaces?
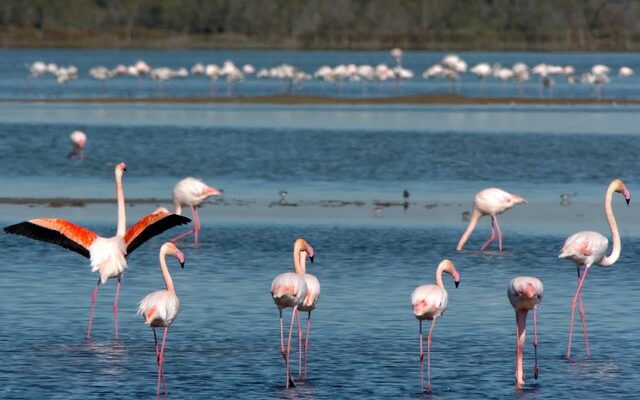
160, 249, 175, 293
515, 309, 527, 386
293, 244, 306, 274
456, 207, 483, 251
601, 184, 621, 266
115, 172, 126, 236
435, 262, 447, 287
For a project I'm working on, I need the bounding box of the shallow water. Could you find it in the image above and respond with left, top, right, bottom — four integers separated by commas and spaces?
1, 102, 640, 398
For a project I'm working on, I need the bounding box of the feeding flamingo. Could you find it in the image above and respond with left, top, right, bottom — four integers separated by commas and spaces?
411, 259, 460, 393
456, 188, 527, 251
138, 242, 185, 396
3, 163, 190, 339
271, 238, 313, 388
170, 177, 221, 244
507, 276, 543, 387
67, 130, 87, 160
295, 239, 320, 382
559, 178, 630, 359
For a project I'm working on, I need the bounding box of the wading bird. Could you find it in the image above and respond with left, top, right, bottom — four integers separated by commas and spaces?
67, 130, 87, 160
456, 188, 527, 251
296, 239, 320, 382
138, 242, 185, 396
411, 259, 460, 393
170, 177, 221, 244
507, 276, 543, 387
559, 178, 630, 359
3, 163, 190, 339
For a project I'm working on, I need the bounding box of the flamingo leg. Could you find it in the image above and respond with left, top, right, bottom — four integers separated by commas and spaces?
170, 228, 195, 243
426, 317, 437, 394
480, 218, 496, 251
86, 279, 100, 339
533, 307, 539, 380
304, 311, 311, 381
296, 309, 303, 381
493, 215, 504, 251
567, 265, 590, 359
113, 277, 121, 340
418, 320, 424, 392
192, 205, 200, 245
157, 327, 169, 396
285, 307, 297, 388
515, 310, 527, 387
153, 329, 167, 391
576, 267, 591, 356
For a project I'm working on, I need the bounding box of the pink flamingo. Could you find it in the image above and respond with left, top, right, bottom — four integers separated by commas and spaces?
67, 130, 86, 160
559, 178, 630, 359
297, 240, 320, 382
3, 163, 190, 339
507, 276, 543, 387
270, 238, 312, 388
171, 177, 221, 244
456, 188, 527, 251
138, 242, 185, 396
411, 259, 460, 393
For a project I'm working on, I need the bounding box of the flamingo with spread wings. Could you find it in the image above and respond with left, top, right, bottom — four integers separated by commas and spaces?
3, 162, 191, 339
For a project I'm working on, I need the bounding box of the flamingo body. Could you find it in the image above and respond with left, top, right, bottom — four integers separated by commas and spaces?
299, 273, 320, 312
89, 236, 127, 284
271, 272, 308, 310
171, 177, 221, 244
411, 284, 447, 320
559, 231, 608, 268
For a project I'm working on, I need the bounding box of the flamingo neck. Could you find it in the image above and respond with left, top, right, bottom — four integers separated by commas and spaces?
515, 309, 527, 386
456, 207, 483, 251
435, 262, 448, 288
159, 248, 175, 294
174, 202, 183, 215
293, 245, 307, 274
601, 183, 621, 266
116, 172, 126, 236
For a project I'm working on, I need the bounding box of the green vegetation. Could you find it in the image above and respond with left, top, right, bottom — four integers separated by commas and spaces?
0, 0, 638, 50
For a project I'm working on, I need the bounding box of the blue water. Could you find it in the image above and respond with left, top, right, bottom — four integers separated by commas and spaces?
2, 49, 640, 99
1, 101, 640, 398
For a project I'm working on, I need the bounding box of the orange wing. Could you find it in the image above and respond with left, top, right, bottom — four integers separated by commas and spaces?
125, 210, 191, 255
3, 218, 97, 258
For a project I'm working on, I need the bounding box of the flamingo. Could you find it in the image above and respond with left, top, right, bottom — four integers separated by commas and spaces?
271, 238, 312, 388
296, 239, 320, 382
456, 188, 527, 251
559, 178, 630, 359
68, 130, 87, 160
411, 259, 460, 393
507, 276, 543, 387
170, 177, 221, 244
3, 163, 191, 339
138, 242, 185, 396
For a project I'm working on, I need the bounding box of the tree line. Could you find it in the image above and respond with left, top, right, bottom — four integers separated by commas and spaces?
0, 0, 637, 50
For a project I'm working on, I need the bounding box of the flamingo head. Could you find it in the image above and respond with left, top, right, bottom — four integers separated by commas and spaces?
612, 179, 631, 205
511, 194, 527, 205
520, 283, 537, 299
295, 238, 314, 263
306, 243, 314, 263
203, 186, 222, 197
163, 242, 185, 268
115, 162, 127, 176
441, 259, 460, 288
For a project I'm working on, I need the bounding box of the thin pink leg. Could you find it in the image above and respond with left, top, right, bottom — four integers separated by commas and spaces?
494, 216, 503, 251
157, 327, 169, 396
418, 320, 424, 392
192, 206, 200, 245
153, 329, 166, 391
296, 309, 303, 381
304, 312, 311, 381
576, 267, 591, 356
285, 307, 297, 388
113, 277, 121, 340
426, 318, 437, 394
170, 228, 195, 243
480, 219, 496, 251
533, 307, 539, 380
86, 279, 100, 339
567, 265, 590, 359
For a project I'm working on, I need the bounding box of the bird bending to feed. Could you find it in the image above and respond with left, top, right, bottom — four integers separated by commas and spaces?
170, 177, 221, 244
271, 238, 313, 388
67, 130, 86, 160
507, 276, 543, 387
559, 178, 630, 359
138, 242, 185, 397
296, 239, 320, 382
456, 188, 527, 251
3, 163, 191, 339
411, 259, 461, 393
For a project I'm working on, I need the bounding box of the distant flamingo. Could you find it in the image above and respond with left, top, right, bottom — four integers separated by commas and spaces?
271, 238, 312, 388
171, 177, 221, 244
67, 130, 87, 160
456, 188, 527, 251
3, 163, 190, 339
559, 178, 630, 359
507, 276, 543, 387
411, 259, 460, 393
138, 242, 185, 396
296, 239, 320, 382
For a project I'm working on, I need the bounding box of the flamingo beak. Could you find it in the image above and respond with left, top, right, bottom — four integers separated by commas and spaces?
455, 280, 460, 288
176, 250, 185, 269
624, 188, 631, 205
310, 256, 314, 263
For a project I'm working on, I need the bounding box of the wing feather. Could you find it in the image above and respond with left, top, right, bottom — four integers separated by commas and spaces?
126, 211, 191, 255
3, 219, 97, 258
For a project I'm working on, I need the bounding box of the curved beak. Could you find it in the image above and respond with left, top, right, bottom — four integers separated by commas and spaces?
624, 188, 631, 205
455, 280, 460, 288
176, 250, 185, 269
309, 256, 314, 263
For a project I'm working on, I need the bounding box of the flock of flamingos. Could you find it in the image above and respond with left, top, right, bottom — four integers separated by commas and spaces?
2, 131, 632, 395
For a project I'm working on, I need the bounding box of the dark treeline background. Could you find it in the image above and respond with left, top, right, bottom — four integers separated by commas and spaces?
1, 0, 638, 50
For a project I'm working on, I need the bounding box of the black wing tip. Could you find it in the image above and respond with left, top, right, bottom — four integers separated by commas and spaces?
3, 221, 90, 258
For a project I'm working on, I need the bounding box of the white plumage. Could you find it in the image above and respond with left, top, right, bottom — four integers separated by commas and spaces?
271, 272, 308, 310
299, 273, 320, 312
138, 290, 180, 328
89, 236, 127, 284
411, 284, 448, 320
559, 231, 609, 268
173, 177, 219, 209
